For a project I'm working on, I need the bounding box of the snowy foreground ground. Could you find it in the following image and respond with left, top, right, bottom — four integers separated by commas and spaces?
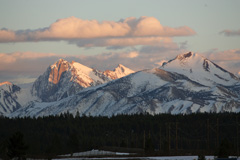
54, 156, 214, 160
52, 150, 240, 160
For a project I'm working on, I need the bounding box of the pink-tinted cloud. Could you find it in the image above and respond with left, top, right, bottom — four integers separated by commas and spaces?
125, 16, 195, 37
206, 49, 240, 61
0, 52, 63, 83
220, 29, 240, 36
1, 48, 239, 84
36, 17, 130, 39
0, 29, 16, 42
0, 45, 181, 84
203, 48, 240, 74
0, 52, 59, 66
0, 16, 196, 45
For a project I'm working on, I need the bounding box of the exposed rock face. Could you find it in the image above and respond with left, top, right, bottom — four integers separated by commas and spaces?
48, 59, 70, 84
31, 59, 112, 102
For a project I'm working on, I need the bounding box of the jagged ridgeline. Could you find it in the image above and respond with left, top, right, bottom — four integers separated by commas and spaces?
1, 52, 240, 117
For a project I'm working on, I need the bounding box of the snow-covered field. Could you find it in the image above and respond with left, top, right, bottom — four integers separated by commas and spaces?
59, 150, 133, 157
53, 155, 216, 160
53, 150, 219, 160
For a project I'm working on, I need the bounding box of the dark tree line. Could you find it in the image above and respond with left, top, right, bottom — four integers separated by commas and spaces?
0, 112, 239, 159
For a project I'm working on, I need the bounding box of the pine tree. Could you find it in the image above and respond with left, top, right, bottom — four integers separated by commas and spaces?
217, 138, 232, 158
6, 132, 28, 160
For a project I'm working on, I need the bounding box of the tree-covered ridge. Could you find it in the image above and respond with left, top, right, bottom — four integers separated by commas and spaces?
0, 113, 239, 159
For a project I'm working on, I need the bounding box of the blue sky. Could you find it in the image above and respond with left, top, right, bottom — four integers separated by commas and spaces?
0, 0, 240, 83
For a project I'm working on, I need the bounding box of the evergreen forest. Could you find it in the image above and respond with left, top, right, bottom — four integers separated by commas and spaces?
0, 113, 239, 159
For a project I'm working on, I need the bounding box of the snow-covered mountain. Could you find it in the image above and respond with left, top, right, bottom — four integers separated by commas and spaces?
1, 52, 240, 117
0, 82, 21, 116
0, 59, 135, 116
0, 81, 38, 116
31, 59, 112, 102
161, 52, 239, 86
103, 64, 135, 79
9, 52, 240, 117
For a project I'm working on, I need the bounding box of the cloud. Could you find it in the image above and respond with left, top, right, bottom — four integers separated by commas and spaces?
36, 17, 130, 39
0, 29, 16, 42
0, 16, 196, 47
121, 51, 139, 58
0, 46, 183, 84
140, 43, 179, 54
205, 49, 240, 61
77, 44, 183, 71
220, 29, 240, 36
123, 16, 195, 37
203, 48, 240, 74
0, 52, 63, 84
2, 48, 239, 84
0, 52, 58, 65
69, 37, 173, 48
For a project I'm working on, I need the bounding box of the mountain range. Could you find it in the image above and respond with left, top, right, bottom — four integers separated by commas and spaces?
1, 52, 240, 117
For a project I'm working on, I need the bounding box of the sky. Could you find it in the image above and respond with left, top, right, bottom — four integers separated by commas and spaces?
0, 0, 240, 84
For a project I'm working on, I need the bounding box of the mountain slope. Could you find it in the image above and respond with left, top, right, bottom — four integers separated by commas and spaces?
0, 82, 22, 116
31, 59, 112, 102
10, 66, 240, 117
6, 52, 240, 117
161, 52, 239, 86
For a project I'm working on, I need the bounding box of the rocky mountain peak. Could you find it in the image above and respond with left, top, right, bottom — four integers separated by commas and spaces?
176, 52, 193, 60
104, 64, 134, 79
32, 59, 111, 102
161, 52, 239, 86
49, 59, 71, 84
0, 81, 20, 93
0, 81, 12, 86
0, 82, 22, 115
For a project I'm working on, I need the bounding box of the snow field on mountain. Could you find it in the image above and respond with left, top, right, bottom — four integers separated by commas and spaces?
162, 53, 238, 86
103, 64, 135, 79
113, 64, 135, 78
127, 71, 168, 97
175, 79, 209, 92
152, 100, 195, 114
0, 82, 21, 115
53, 155, 216, 160
72, 62, 105, 85
16, 87, 38, 107
0, 82, 13, 91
